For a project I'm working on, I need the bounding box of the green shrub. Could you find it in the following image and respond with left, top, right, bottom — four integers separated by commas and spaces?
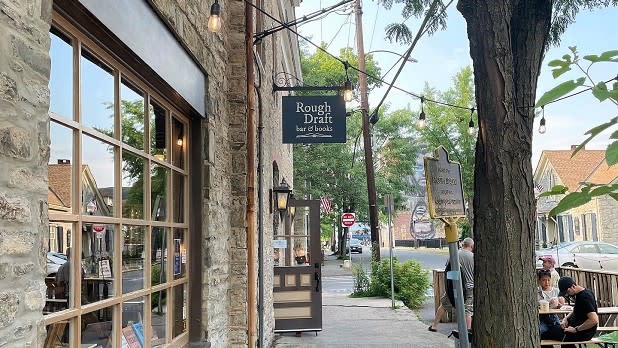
363, 257, 430, 309
351, 264, 371, 296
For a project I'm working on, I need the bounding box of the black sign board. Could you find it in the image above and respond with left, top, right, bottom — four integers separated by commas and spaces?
282, 96, 346, 143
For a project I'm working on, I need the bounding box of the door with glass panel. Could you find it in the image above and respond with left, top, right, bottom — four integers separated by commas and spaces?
273, 199, 322, 333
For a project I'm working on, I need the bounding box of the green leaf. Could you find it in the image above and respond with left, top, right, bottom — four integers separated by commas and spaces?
548, 192, 591, 217
610, 130, 618, 140
609, 193, 618, 201
539, 185, 568, 197
548, 59, 566, 67
607, 140, 618, 166
573, 116, 618, 156
599, 50, 618, 62
592, 82, 611, 102
536, 78, 586, 107
552, 66, 572, 79
589, 185, 616, 197
583, 54, 600, 62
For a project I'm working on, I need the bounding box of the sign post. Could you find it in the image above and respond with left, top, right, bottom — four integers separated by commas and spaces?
424, 146, 469, 348
384, 194, 395, 309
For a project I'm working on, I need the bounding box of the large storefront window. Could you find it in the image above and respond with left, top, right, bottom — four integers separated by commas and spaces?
45, 16, 189, 347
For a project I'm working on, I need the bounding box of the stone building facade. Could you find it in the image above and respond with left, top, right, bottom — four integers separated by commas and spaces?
0, 0, 300, 347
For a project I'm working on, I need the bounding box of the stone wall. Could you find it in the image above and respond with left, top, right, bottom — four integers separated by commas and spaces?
598, 194, 618, 245
0, 0, 52, 346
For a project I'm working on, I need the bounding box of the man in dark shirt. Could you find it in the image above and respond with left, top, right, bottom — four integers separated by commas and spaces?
558, 276, 598, 347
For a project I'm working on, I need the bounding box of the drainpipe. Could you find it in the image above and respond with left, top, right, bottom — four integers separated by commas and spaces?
255, 72, 265, 348
246, 1, 257, 346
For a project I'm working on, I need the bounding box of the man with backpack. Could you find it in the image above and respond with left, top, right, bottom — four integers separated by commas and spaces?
428, 237, 474, 332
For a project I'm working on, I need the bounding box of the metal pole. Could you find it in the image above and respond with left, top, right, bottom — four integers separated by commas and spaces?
445, 221, 469, 348
386, 194, 395, 309
354, 0, 380, 261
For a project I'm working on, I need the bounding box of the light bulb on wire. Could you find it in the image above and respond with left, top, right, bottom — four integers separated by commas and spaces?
467, 108, 476, 135
417, 97, 426, 129
539, 106, 546, 134
208, 0, 222, 33
343, 78, 353, 102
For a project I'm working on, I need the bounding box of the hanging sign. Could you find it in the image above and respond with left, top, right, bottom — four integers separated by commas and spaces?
424, 146, 466, 218
282, 96, 346, 143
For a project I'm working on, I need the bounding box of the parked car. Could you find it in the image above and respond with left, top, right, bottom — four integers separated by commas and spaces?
46, 252, 67, 276
349, 238, 363, 254
535, 241, 618, 272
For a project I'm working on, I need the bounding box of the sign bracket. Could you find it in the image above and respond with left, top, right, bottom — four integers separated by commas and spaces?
272, 72, 343, 93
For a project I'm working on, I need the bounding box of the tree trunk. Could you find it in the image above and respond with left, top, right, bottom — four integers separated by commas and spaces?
457, 1, 552, 347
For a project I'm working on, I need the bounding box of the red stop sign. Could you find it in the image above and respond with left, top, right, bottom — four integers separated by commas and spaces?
341, 212, 356, 227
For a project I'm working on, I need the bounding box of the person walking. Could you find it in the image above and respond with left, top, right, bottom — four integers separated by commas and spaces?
428, 237, 474, 332
555, 276, 599, 347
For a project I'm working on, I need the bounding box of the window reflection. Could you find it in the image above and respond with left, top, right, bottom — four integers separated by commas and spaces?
173, 172, 185, 223
81, 134, 115, 217
151, 227, 168, 286
81, 48, 114, 133
150, 101, 167, 161
122, 150, 145, 219
44, 226, 75, 315
121, 78, 145, 150
81, 223, 114, 305
122, 297, 145, 346
172, 117, 185, 169
173, 229, 186, 280
49, 28, 73, 121
81, 306, 113, 347
151, 289, 167, 345
45, 320, 72, 347
122, 226, 145, 294
49, 121, 73, 215
173, 285, 187, 338
151, 164, 168, 221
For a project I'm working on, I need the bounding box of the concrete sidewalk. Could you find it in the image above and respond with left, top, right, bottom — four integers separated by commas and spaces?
273, 252, 455, 348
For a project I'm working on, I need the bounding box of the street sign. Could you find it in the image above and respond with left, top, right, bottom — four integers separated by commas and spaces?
341, 212, 356, 227
92, 224, 106, 239
424, 146, 466, 218
282, 96, 347, 143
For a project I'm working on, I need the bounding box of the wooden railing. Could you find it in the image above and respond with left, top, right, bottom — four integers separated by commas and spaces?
432, 267, 618, 324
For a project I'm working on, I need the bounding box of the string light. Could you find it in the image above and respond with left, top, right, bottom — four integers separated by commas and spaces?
539, 107, 547, 134
467, 108, 475, 135
343, 61, 353, 102
208, 0, 222, 33
417, 97, 426, 129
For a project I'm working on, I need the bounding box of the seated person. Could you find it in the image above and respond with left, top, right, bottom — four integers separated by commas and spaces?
293, 244, 307, 265
537, 269, 564, 340
558, 276, 598, 347
538, 255, 560, 288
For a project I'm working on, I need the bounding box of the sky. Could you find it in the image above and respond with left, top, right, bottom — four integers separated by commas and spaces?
295, 1, 617, 169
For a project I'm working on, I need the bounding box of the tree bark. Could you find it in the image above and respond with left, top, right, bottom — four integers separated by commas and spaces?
457, 0, 552, 347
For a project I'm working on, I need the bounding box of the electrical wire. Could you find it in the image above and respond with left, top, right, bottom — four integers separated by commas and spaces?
327, 13, 352, 50
368, 0, 380, 51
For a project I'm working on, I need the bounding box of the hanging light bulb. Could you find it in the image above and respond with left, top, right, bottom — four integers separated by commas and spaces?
467, 108, 476, 135
208, 0, 222, 33
417, 97, 426, 129
343, 78, 353, 102
539, 106, 546, 134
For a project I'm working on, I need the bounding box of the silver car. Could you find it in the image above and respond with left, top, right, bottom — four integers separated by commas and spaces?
536, 241, 618, 272
46, 252, 67, 276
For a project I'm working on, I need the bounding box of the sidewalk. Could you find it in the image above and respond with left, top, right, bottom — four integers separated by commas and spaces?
273, 253, 455, 348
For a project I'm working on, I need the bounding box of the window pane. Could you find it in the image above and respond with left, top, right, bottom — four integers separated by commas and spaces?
151, 227, 168, 286
121, 78, 145, 150
172, 116, 185, 169
173, 284, 187, 338
49, 121, 73, 215
49, 28, 73, 120
151, 289, 167, 345
122, 225, 145, 294
44, 225, 75, 315
81, 48, 115, 134
81, 223, 115, 305
150, 101, 167, 161
45, 319, 73, 347
122, 297, 145, 347
81, 307, 113, 347
173, 229, 186, 280
151, 164, 169, 221
172, 172, 185, 223
122, 150, 145, 219
82, 134, 115, 217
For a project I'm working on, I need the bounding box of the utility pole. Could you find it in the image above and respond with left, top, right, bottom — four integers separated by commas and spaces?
354, 0, 380, 261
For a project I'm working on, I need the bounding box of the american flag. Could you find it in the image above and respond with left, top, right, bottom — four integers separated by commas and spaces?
534, 182, 544, 197
320, 197, 332, 214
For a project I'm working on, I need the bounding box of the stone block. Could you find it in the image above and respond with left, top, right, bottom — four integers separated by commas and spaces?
0, 72, 18, 102
9, 167, 47, 191
0, 126, 31, 160
11, 35, 50, 77
12, 263, 34, 277
0, 263, 9, 280
0, 192, 31, 223
0, 291, 19, 329
0, 230, 35, 255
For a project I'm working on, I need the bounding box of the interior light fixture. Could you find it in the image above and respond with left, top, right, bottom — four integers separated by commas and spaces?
539, 106, 546, 134
417, 97, 426, 129
343, 78, 353, 102
467, 108, 476, 135
177, 138, 183, 147
208, 0, 222, 33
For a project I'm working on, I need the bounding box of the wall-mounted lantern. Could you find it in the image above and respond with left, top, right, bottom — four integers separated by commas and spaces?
273, 179, 291, 220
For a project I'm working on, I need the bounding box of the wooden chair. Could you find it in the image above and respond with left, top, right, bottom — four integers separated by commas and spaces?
44, 321, 68, 347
